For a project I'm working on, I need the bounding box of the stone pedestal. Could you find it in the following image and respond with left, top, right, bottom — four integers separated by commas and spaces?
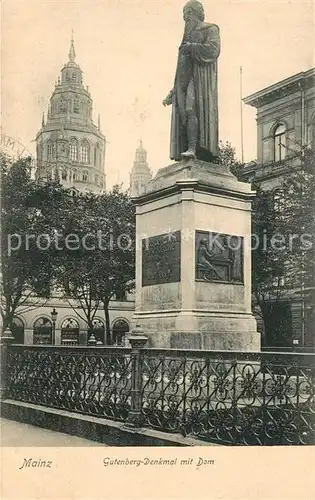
132, 158, 260, 351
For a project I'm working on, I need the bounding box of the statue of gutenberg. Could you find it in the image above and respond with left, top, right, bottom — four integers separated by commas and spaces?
163, 0, 220, 162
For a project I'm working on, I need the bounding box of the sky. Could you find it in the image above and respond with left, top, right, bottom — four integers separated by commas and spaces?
2, 0, 314, 188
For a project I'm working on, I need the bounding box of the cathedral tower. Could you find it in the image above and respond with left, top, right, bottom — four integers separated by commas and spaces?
129, 140, 152, 197
35, 35, 106, 193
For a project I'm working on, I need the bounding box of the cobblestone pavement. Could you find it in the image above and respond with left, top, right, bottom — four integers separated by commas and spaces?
0, 418, 106, 447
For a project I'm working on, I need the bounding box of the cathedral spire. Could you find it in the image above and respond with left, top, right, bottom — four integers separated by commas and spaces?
69, 30, 76, 62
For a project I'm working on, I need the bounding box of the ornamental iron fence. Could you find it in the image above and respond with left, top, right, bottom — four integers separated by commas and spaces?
2, 339, 315, 445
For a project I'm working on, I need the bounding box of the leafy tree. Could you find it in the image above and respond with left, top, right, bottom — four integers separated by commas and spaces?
93, 186, 135, 344
218, 140, 244, 179
56, 186, 135, 344
0, 153, 68, 331
251, 147, 315, 347
217, 142, 315, 348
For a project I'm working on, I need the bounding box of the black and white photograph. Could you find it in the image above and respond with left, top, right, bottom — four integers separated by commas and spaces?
1, 0, 314, 498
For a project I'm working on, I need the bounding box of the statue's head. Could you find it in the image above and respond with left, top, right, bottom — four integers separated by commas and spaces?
199, 238, 208, 246
183, 0, 205, 23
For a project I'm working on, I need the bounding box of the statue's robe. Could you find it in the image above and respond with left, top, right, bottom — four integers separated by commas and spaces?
170, 22, 220, 161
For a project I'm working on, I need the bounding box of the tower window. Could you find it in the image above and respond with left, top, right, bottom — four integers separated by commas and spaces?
74, 99, 80, 113
80, 141, 90, 164
47, 142, 55, 160
94, 142, 100, 167
70, 141, 78, 161
72, 72, 76, 81
274, 124, 286, 162
59, 100, 67, 113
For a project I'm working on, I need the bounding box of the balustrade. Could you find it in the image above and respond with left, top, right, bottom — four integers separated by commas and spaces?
2, 331, 314, 445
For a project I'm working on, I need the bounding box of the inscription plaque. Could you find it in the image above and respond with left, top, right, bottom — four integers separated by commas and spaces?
195, 230, 243, 283
142, 231, 181, 286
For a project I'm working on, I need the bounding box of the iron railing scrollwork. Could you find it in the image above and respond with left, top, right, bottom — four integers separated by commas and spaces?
4, 344, 315, 445
140, 349, 315, 445
7, 346, 133, 422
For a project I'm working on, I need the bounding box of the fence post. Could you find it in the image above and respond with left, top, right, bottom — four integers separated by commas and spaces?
0, 326, 15, 400
126, 325, 148, 428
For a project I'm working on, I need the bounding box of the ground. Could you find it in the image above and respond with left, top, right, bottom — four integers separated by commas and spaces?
0, 418, 106, 447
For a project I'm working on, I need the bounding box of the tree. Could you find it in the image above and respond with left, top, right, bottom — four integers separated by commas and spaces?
218, 140, 244, 179
217, 142, 315, 348
0, 153, 69, 331
56, 185, 135, 344
93, 186, 135, 344
251, 147, 315, 347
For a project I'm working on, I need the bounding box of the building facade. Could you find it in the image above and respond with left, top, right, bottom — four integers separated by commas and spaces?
35, 37, 106, 193
242, 68, 315, 350
11, 297, 135, 347
242, 68, 315, 189
129, 140, 152, 197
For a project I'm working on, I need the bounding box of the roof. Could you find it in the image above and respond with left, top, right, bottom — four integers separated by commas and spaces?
243, 68, 315, 108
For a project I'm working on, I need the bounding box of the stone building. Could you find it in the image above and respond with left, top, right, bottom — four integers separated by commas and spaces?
11, 37, 135, 346
242, 68, 315, 188
242, 68, 315, 350
35, 36, 106, 193
129, 140, 152, 197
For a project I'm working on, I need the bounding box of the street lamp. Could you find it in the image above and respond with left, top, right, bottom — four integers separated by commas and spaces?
50, 308, 58, 345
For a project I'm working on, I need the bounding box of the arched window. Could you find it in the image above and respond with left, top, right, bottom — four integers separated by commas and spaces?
33, 317, 52, 345
61, 318, 79, 345
92, 319, 105, 343
72, 169, 77, 181
59, 99, 67, 113
12, 317, 25, 344
82, 171, 88, 182
69, 140, 78, 162
47, 141, 55, 160
72, 72, 77, 81
80, 140, 90, 164
274, 124, 286, 162
61, 169, 67, 181
94, 142, 100, 166
115, 288, 127, 301
112, 319, 129, 346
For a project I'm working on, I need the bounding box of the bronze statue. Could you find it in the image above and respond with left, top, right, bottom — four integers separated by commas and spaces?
163, 0, 220, 162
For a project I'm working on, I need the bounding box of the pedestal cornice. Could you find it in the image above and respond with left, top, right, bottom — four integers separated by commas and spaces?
132, 159, 255, 205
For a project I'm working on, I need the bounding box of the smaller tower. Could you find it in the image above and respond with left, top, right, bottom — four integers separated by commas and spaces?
129, 140, 152, 197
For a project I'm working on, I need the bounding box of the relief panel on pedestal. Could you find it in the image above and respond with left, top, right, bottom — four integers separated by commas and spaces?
195, 230, 244, 284
142, 231, 181, 286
